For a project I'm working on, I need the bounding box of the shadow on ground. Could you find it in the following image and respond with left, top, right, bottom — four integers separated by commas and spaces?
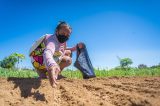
7, 77, 46, 101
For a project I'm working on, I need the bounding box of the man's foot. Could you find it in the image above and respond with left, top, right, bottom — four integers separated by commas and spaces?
57, 74, 66, 80
38, 76, 47, 79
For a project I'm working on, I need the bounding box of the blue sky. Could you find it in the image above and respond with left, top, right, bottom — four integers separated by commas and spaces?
0, 0, 160, 69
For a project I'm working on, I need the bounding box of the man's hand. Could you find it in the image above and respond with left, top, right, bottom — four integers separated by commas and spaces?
47, 65, 60, 88
77, 42, 84, 49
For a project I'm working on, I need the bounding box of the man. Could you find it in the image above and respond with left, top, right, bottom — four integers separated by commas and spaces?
30, 21, 82, 87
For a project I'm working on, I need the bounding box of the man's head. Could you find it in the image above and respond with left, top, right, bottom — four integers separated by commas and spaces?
55, 21, 72, 43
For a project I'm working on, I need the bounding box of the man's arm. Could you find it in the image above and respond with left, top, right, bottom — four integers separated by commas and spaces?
43, 35, 60, 87
66, 46, 77, 52
66, 42, 84, 52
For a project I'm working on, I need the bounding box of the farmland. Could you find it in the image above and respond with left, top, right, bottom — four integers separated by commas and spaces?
0, 68, 160, 106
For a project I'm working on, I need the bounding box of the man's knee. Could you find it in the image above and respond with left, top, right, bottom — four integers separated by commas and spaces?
61, 56, 72, 66
64, 50, 72, 57
66, 57, 72, 66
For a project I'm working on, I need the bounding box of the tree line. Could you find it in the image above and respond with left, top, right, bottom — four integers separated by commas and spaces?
0, 53, 159, 70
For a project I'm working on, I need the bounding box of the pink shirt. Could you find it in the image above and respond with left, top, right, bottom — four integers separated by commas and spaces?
43, 34, 66, 70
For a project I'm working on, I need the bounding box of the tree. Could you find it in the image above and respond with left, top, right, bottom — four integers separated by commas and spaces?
11, 53, 25, 69
150, 63, 160, 69
0, 55, 17, 69
0, 53, 25, 69
117, 56, 133, 69
138, 64, 147, 69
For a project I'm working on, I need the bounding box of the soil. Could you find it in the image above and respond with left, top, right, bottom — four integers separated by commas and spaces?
0, 77, 160, 106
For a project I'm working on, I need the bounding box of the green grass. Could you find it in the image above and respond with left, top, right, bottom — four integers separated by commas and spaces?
97, 68, 160, 77
0, 67, 160, 78
0, 68, 38, 78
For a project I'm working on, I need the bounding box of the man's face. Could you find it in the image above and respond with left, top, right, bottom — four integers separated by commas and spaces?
57, 25, 72, 37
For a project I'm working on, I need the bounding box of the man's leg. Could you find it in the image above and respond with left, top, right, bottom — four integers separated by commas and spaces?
58, 50, 72, 79
59, 56, 72, 71
59, 50, 72, 71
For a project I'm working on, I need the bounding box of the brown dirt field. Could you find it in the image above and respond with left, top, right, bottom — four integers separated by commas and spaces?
0, 77, 160, 106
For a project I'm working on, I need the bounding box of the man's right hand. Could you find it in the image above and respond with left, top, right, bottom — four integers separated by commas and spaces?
77, 42, 84, 49
47, 65, 60, 87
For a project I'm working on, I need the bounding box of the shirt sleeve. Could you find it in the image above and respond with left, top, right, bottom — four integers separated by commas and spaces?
43, 35, 58, 70
66, 46, 77, 52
